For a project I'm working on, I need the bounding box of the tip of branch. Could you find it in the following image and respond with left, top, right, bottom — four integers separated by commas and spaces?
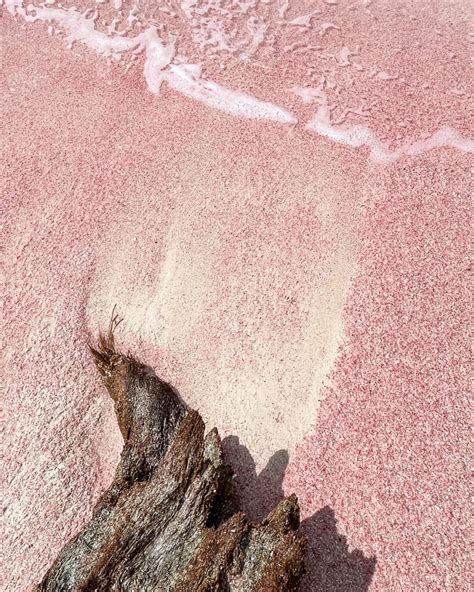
89, 305, 123, 376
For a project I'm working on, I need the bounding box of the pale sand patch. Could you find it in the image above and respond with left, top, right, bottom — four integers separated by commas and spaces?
87, 120, 365, 470
88, 202, 219, 348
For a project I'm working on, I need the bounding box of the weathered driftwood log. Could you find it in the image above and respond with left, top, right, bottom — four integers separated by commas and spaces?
36, 319, 307, 591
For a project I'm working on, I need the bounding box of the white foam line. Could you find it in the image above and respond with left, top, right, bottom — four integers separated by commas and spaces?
5, 0, 297, 124
28, 6, 140, 54
5, 1, 474, 160
6, 0, 140, 54
307, 102, 474, 162
164, 64, 296, 121
401, 127, 474, 157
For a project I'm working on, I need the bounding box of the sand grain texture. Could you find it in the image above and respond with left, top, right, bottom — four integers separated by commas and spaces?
1, 1, 472, 590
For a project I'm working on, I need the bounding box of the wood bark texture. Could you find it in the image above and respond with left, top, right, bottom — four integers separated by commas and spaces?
35, 320, 307, 591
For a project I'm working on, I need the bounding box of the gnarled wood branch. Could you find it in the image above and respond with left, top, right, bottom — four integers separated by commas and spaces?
36, 321, 306, 591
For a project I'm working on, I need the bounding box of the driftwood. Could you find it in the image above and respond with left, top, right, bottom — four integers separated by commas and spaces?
36, 319, 306, 591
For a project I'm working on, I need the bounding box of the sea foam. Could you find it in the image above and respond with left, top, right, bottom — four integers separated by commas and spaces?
6, 1, 296, 124
307, 102, 474, 162
4, 0, 473, 162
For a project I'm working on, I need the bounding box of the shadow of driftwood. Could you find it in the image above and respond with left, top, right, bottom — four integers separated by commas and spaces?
221, 435, 289, 523
299, 507, 376, 591
222, 436, 376, 591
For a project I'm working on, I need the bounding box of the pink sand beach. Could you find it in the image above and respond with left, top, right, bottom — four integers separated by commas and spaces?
1, 0, 472, 589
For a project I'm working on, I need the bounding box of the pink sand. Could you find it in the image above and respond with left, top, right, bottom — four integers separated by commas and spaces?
1, 1, 472, 590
